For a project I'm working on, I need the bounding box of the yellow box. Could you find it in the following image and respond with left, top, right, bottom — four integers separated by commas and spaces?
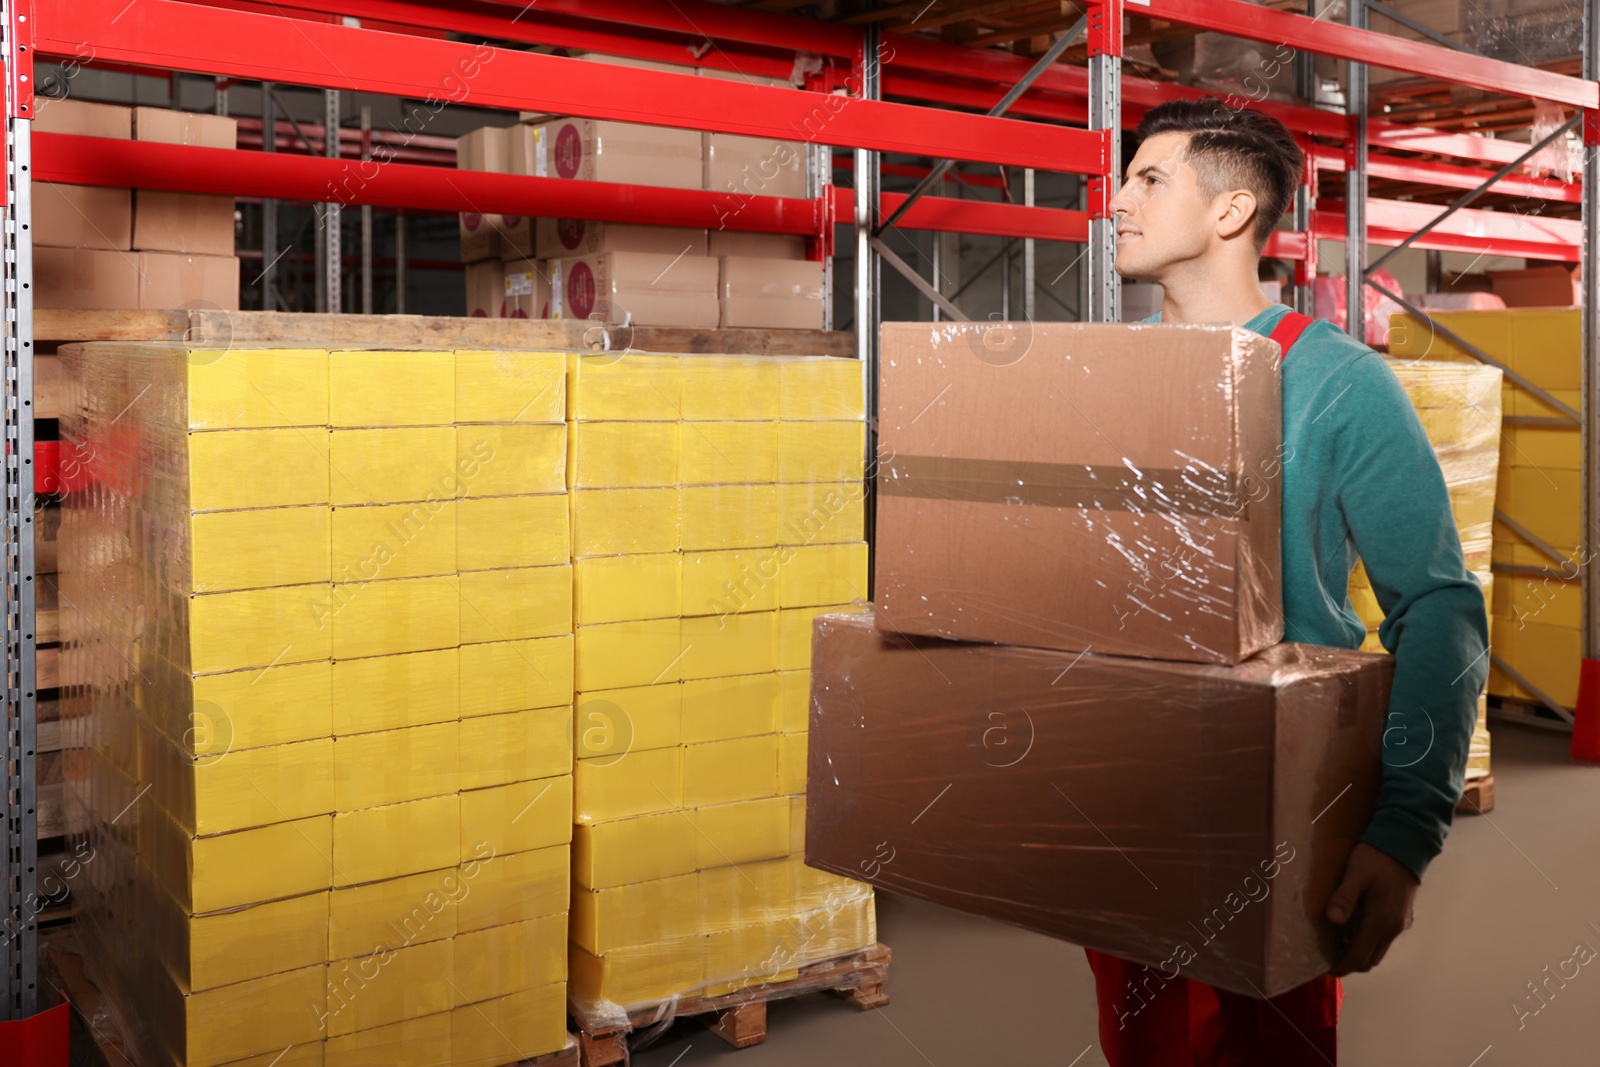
680, 610, 778, 680
779, 731, 807, 794
1489, 618, 1581, 706
568, 352, 682, 421
334, 721, 459, 811
1497, 466, 1580, 548
462, 775, 574, 856
143, 727, 333, 835
1508, 386, 1580, 420
574, 684, 681, 759
680, 484, 779, 550
453, 912, 566, 1005
189, 585, 332, 673
331, 501, 457, 581
1388, 310, 1510, 362
455, 350, 566, 424
330, 350, 454, 427
146, 884, 328, 993
458, 493, 570, 571
1414, 406, 1498, 451
681, 672, 779, 744
206, 1043, 326, 1067
679, 421, 779, 485
190, 507, 330, 592
1347, 573, 1383, 631
776, 482, 865, 545
459, 635, 575, 717
462, 424, 566, 496
704, 918, 802, 993
325, 1012, 450, 1067
332, 648, 459, 736
147, 806, 333, 913
1492, 574, 1582, 630
689, 796, 790, 870
682, 548, 780, 617
777, 669, 809, 732
148, 963, 327, 1067
1503, 425, 1579, 470
777, 421, 865, 483
568, 421, 679, 488
794, 896, 877, 964
331, 575, 460, 660
570, 872, 701, 954
574, 746, 681, 822
450, 983, 569, 1067
329, 867, 459, 960
326, 938, 453, 1036
183, 659, 333, 753
460, 705, 572, 789
329, 426, 456, 505
459, 565, 572, 644
777, 604, 858, 672
186, 348, 329, 430
574, 553, 681, 624
779, 357, 865, 420
570, 488, 679, 556
1511, 313, 1580, 389
575, 618, 683, 690
569, 942, 703, 1011
698, 858, 796, 931
679, 356, 781, 420
779, 542, 868, 608
333, 794, 460, 887
571, 811, 698, 890
457, 843, 569, 932
682, 734, 781, 808
189, 428, 332, 511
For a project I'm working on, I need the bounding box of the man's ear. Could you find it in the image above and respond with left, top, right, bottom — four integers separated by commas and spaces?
1216, 189, 1258, 242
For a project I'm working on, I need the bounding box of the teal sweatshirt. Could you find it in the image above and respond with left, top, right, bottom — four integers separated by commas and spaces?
1150, 303, 1490, 882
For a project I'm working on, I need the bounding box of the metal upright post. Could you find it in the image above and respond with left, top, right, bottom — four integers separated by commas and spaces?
360, 104, 373, 315
931, 232, 942, 323
810, 141, 833, 331
395, 211, 407, 314
214, 76, 228, 117
323, 88, 342, 314
2, 0, 38, 1020
1087, 0, 1122, 323
1023, 167, 1036, 321
1582, 0, 1600, 693
1346, 0, 1369, 340
262, 81, 278, 311
855, 25, 882, 590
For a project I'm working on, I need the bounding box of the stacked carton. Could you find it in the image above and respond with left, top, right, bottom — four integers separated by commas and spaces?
564, 352, 875, 1018
35, 98, 240, 310
1390, 308, 1581, 709
61, 343, 574, 1066
1347, 359, 1501, 781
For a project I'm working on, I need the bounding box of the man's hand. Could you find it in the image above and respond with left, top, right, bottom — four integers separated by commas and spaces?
1324, 842, 1419, 976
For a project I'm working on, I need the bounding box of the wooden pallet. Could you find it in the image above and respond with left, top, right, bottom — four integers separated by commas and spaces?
1457, 773, 1495, 815
574, 943, 891, 1067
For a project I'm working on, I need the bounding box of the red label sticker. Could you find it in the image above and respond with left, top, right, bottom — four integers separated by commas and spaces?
558, 217, 586, 250
503, 215, 522, 227
463, 211, 483, 231
568, 260, 596, 320
554, 123, 583, 179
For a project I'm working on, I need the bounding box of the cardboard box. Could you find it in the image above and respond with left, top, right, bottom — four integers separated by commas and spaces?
465, 258, 506, 317
707, 230, 808, 260
704, 133, 807, 199
535, 217, 707, 261
37, 183, 132, 251
552, 251, 718, 328
132, 107, 238, 255
1487, 265, 1579, 308
805, 611, 1392, 998
718, 256, 825, 329
38, 248, 241, 310
876, 321, 1283, 664
531, 118, 702, 190
139, 251, 240, 310
500, 256, 551, 318
458, 126, 511, 262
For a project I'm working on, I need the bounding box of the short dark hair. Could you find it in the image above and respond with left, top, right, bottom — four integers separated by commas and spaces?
1133, 98, 1304, 250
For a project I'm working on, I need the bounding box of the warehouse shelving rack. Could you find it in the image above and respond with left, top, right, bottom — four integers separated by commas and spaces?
3, 0, 1597, 1023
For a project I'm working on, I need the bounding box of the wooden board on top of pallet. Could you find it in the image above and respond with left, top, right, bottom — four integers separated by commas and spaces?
574, 943, 891, 1067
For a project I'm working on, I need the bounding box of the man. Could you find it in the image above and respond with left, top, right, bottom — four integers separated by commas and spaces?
1091, 98, 1490, 1064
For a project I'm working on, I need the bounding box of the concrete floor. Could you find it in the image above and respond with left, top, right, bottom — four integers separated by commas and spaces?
635, 724, 1600, 1066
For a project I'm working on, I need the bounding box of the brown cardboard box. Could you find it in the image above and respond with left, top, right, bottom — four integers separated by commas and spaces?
551, 251, 718, 328
876, 321, 1283, 664
703, 134, 807, 199
499, 125, 541, 258
1487, 264, 1579, 308
707, 231, 808, 260
530, 119, 701, 190
534, 218, 706, 260
35, 97, 133, 251
501, 257, 551, 319
36, 248, 238, 310
132, 107, 238, 256
458, 126, 511, 262
717, 256, 824, 329
805, 611, 1391, 998
465, 259, 506, 317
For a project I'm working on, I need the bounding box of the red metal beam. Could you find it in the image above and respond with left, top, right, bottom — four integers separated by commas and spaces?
1315, 197, 1583, 260
831, 187, 1088, 243
41, 0, 1103, 173
1309, 144, 1581, 203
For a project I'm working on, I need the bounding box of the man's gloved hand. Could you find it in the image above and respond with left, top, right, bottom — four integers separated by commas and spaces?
1325, 842, 1419, 976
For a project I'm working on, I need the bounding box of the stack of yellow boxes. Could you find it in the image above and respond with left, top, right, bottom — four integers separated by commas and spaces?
61, 343, 575, 1067
1389, 308, 1582, 710
565, 352, 877, 1019
1347, 357, 1501, 783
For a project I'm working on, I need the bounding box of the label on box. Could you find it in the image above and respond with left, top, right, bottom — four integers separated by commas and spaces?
557, 218, 587, 251
554, 123, 584, 179
505, 272, 534, 297
568, 261, 596, 320
534, 127, 548, 178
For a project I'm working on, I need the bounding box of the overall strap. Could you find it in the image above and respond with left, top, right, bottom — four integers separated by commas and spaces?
1267, 310, 1315, 361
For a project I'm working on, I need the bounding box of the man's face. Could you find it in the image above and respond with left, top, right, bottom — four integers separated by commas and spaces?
1109, 131, 1221, 282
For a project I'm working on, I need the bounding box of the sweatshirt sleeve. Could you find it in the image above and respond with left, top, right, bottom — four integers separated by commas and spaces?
1330, 353, 1490, 883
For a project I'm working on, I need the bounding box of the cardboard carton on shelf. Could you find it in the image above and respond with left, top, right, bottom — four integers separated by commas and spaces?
551, 251, 718, 329
706, 231, 808, 260
530, 118, 702, 191
132, 107, 238, 256
805, 610, 1392, 999
718, 256, 825, 329
501, 257, 551, 319
534, 218, 707, 261
35, 96, 133, 251
36, 248, 239, 310
457, 125, 512, 263
465, 258, 507, 318
703, 133, 808, 200
874, 321, 1284, 665
1486, 264, 1580, 308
